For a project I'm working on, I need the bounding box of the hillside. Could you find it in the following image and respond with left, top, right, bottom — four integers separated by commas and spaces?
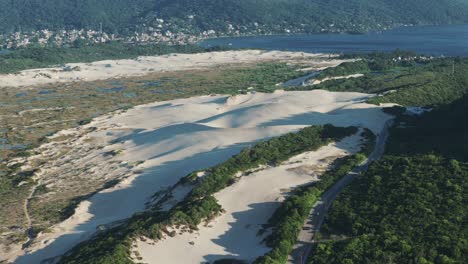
0, 0, 468, 35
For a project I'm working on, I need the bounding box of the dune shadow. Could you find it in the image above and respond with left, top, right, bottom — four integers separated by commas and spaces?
197, 104, 265, 126
258, 107, 385, 134
111, 122, 218, 145
199, 96, 228, 105
202, 201, 280, 264
147, 95, 227, 109
148, 102, 175, 110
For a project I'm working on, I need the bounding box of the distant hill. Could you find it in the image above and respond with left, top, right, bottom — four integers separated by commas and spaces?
0, 0, 468, 34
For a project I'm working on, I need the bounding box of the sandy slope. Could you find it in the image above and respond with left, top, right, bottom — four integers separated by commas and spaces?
309, 73, 365, 85
8, 90, 392, 263
136, 134, 363, 264
0, 50, 344, 88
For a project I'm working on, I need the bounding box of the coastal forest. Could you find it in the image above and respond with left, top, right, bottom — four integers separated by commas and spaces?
0, 0, 468, 34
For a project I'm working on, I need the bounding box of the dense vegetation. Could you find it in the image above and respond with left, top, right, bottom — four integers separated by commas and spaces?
1, 0, 467, 34
316, 50, 420, 78
291, 53, 468, 107
59, 125, 357, 264
309, 97, 468, 262
0, 42, 226, 74
386, 96, 468, 161
311, 155, 468, 264
368, 58, 468, 106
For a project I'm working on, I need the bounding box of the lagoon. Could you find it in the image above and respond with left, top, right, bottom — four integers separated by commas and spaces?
200, 24, 468, 57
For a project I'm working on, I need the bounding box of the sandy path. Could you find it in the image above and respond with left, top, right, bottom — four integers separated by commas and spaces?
8, 90, 392, 263
309, 73, 365, 85
23, 188, 35, 230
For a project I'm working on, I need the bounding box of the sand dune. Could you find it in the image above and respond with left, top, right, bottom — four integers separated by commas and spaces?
137, 134, 363, 264
10, 90, 392, 263
0, 50, 346, 88
309, 73, 365, 85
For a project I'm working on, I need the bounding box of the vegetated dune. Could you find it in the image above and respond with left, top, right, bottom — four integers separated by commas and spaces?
0, 50, 345, 88
10, 90, 392, 264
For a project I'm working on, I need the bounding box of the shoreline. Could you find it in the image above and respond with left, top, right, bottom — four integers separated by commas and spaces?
198, 23, 468, 43
199, 24, 468, 57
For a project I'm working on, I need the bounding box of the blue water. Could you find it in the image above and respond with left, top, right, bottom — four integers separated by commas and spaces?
96, 87, 125, 93
124, 92, 137, 98
200, 24, 468, 57
0, 143, 27, 150
142, 81, 162, 87
15, 92, 28, 97
38, 90, 56, 95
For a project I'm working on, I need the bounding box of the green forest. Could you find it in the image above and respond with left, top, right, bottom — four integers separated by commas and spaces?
310, 155, 468, 264
0, 0, 467, 34
308, 91, 468, 263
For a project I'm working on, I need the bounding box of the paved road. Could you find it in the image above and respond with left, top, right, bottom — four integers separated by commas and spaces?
287, 120, 393, 264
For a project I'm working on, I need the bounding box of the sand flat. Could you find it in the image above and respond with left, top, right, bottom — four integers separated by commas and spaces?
0, 50, 346, 88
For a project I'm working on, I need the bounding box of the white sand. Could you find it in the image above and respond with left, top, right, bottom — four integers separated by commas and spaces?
309, 73, 365, 85
9, 90, 392, 264
0, 50, 345, 88
137, 134, 363, 264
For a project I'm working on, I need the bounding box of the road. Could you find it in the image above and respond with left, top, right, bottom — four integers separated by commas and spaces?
287, 120, 393, 264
